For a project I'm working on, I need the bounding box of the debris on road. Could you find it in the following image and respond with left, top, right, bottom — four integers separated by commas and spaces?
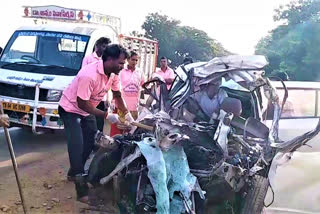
14, 201, 21, 205
30, 205, 40, 209
52, 198, 60, 203
0, 205, 10, 212
43, 182, 53, 189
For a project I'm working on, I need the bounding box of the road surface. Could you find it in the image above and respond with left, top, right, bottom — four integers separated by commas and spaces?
265, 118, 320, 214
0, 128, 116, 214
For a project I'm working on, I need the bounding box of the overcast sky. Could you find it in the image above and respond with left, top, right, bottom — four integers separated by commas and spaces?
0, 0, 291, 55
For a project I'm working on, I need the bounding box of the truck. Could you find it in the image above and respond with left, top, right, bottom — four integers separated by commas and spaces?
0, 5, 158, 134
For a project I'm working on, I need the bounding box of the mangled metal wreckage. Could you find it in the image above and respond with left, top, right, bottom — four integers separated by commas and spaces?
88, 55, 320, 214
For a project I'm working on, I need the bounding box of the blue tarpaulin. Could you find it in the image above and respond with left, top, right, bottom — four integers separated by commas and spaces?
135, 138, 204, 214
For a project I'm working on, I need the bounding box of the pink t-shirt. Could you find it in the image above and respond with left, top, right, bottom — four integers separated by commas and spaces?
81, 52, 100, 68
119, 66, 145, 111
154, 67, 175, 89
59, 60, 120, 116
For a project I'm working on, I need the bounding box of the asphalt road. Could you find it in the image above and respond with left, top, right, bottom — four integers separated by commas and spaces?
0, 118, 320, 213
0, 127, 66, 166
265, 118, 320, 214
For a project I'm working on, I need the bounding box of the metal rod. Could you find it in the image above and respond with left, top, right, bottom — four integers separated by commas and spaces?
32, 84, 40, 134
0, 102, 27, 214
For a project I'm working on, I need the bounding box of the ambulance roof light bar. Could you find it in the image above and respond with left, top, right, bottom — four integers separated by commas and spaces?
23, 5, 121, 35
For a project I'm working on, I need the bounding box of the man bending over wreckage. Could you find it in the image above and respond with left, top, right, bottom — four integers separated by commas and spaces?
58, 44, 134, 204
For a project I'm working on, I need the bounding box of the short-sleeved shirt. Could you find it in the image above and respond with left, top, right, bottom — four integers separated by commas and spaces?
59, 60, 120, 116
81, 52, 100, 67
154, 67, 175, 89
191, 89, 228, 118
119, 66, 145, 111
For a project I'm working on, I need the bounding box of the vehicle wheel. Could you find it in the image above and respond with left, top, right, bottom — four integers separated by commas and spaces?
241, 175, 269, 214
87, 147, 121, 185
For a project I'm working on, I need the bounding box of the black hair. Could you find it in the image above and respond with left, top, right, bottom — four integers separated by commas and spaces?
95, 37, 111, 46
160, 56, 167, 60
102, 44, 129, 62
183, 57, 193, 64
93, 37, 111, 52
129, 51, 138, 58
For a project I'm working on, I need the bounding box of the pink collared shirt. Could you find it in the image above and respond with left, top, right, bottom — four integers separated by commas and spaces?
59, 60, 120, 116
154, 67, 175, 89
81, 52, 100, 67
119, 66, 145, 111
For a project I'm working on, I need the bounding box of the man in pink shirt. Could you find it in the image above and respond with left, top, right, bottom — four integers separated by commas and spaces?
154, 56, 175, 89
82, 37, 111, 131
58, 44, 134, 203
81, 37, 111, 67
119, 51, 144, 119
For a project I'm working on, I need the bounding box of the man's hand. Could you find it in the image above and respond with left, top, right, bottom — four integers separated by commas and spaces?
0, 114, 10, 127
116, 123, 132, 131
152, 74, 165, 83
125, 112, 135, 124
106, 113, 120, 124
165, 78, 174, 85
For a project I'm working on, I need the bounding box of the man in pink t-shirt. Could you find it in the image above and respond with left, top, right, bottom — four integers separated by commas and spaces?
82, 37, 111, 131
153, 56, 175, 90
58, 44, 134, 204
119, 51, 144, 119
81, 37, 111, 67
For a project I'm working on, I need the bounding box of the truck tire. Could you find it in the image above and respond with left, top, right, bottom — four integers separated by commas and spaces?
241, 175, 269, 214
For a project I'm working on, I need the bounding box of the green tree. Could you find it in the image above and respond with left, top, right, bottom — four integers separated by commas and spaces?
142, 13, 230, 67
255, 0, 320, 81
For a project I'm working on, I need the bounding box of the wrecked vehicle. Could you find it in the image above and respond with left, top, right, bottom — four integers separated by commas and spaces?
87, 55, 320, 213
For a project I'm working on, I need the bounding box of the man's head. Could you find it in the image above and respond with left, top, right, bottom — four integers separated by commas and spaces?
160, 56, 168, 69
183, 57, 193, 65
203, 79, 222, 99
94, 37, 111, 57
127, 51, 139, 69
102, 44, 129, 75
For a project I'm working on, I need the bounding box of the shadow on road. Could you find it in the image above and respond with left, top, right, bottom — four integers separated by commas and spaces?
0, 128, 67, 164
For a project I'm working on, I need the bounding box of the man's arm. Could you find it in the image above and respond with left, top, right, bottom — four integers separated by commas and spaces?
81, 56, 88, 68
112, 90, 128, 114
110, 75, 134, 123
0, 114, 9, 127
165, 78, 174, 85
77, 97, 105, 118
75, 76, 105, 117
165, 69, 175, 85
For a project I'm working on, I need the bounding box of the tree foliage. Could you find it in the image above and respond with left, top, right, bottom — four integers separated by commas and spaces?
255, 0, 320, 81
142, 13, 230, 67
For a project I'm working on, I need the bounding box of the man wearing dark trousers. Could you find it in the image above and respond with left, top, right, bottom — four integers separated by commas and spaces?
58, 44, 134, 204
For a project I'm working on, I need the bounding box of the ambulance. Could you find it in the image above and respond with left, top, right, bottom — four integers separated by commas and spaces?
0, 5, 158, 133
